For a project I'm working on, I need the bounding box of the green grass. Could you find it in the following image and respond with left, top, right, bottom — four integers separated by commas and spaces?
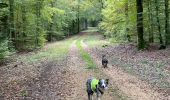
19, 90, 28, 97
85, 34, 104, 47
76, 39, 97, 69
82, 27, 99, 33
24, 45, 68, 62
141, 59, 149, 64
82, 30, 110, 47
18, 36, 77, 63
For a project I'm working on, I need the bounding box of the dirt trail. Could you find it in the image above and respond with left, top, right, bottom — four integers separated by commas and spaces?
81, 40, 168, 100
66, 40, 116, 100
1, 32, 168, 100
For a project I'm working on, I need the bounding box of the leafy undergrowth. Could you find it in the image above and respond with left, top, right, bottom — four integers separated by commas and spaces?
76, 39, 97, 69
92, 44, 170, 96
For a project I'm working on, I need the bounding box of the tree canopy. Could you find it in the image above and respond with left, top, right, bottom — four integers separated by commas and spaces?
0, 0, 170, 59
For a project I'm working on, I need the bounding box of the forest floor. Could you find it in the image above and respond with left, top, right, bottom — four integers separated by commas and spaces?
0, 28, 169, 100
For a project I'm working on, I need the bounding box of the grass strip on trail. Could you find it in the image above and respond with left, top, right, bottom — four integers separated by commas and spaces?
76, 39, 97, 69
18, 36, 77, 63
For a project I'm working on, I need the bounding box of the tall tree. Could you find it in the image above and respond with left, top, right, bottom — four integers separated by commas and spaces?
125, 0, 130, 41
136, 0, 145, 49
147, 0, 154, 43
165, 0, 170, 45
155, 0, 163, 45
8, 0, 14, 42
77, 0, 80, 32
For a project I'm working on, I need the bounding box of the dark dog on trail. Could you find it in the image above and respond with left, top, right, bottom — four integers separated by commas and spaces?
102, 55, 108, 68
86, 77, 109, 100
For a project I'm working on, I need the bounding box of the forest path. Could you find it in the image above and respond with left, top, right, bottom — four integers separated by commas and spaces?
0, 28, 169, 100
65, 39, 117, 100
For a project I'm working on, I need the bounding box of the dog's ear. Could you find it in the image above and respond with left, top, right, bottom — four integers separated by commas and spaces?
106, 79, 109, 84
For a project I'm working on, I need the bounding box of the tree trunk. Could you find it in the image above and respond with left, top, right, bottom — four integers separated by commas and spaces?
71, 21, 75, 34
148, 0, 154, 43
35, 0, 42, 47
136, 0, 145, 49
77, 6, 80, 32
77, 0, 80, 33
21, 5, 26, 49
155, 0, 163, 45
48, 1, 55, 42
9, 0, 14, 41
125, 1, 130, 41
85, 18, 88, 29
165, 0, 170, 45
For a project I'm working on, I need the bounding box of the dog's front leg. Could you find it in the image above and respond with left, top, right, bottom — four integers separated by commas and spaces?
88, 94, 92, 100
97, 95, 101, 100
88, 94, 90, 100
96, 91, 101, 100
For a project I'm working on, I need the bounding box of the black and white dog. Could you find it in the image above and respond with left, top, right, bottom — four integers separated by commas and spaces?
102, 55, 108, 68
86, 77, 109, 100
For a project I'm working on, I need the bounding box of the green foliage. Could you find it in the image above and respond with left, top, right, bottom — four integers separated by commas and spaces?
0, 40, 10, 59
99, 0, 136, 42
100, 0, 170, 48
80, 0, 102, 22
1, 0, 169, 60
0, 0, 105, 58
20, 90, 28, 97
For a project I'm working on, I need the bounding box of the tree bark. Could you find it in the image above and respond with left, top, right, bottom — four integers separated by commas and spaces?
155, 0, 163, 45
125, 1, 130, 41
35, 0, 43, 47
136, 0, 145, 49
165, 0, 170, 45
21, 5, 26, 49
148, 0, 154, 43
9, 0, 14, 40
77, 3, 80, 33
85, 18, 88, 30
48, 1, 55, 42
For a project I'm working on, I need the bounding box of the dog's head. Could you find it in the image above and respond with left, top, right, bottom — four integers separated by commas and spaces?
98, 79, 109, 89
102, 54, 105, 57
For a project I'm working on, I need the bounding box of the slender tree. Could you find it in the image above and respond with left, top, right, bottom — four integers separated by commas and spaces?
136, 0, 145, 49
165, 0, 170, 45
9, 0, 14, 40
155, 0, 163, 45
125, 0, 130, 41
147, 0, 154, 43
77, 0, 80, 32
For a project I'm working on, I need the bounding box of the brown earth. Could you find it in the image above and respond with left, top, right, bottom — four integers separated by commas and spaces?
0, 32, 169, 100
